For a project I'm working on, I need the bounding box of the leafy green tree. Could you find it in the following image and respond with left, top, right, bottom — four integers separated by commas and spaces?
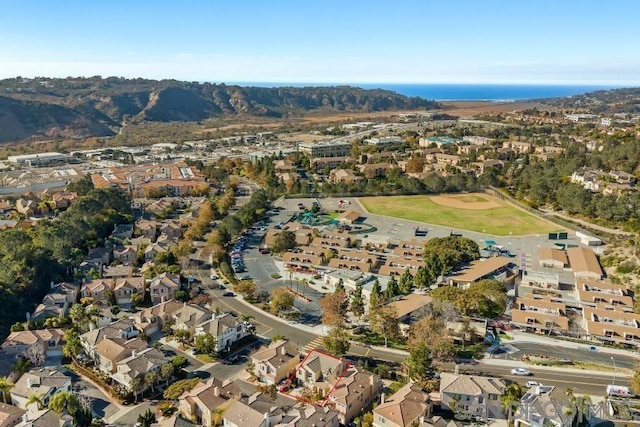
385, 276, 399, 300
130, 377, 145, 403
323, 327, 351, 356
171, 355, 189, 369
501, 382, 525, 423
350, 282, 365, 319
12, 357, 32, 376
234, 280, 257, 302
369, 305, 398, 347
48, 391, 79, 415
319, 291, 349, 326
174, 329, 192, 346
369, 279, 381, 311
422, 236, 480, 276
399, 268, 413, 295
269, 287, 295, 315
413, 266, 431, 290
160, 363, 175, 387
145, 371, 159, 392
405, 342, 437, 391
272, 231, 297, 253
163, 378, 200, 400
194, 333, 217, 356
63, 329, 82, 359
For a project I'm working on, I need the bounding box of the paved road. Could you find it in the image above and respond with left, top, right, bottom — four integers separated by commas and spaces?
459, 363, 628, 396
503, 342, 637, 370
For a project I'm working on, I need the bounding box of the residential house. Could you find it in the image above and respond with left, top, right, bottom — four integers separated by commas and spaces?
392, 239, 426, 259
16, 408, 73, 427
10, 368, 71, 410
358, 163, 397, 179
566, 247, 603, 280
80, 318, 140, 361
113, 245, 137, 265
511, 297, 569, 334
373, 383, 432, 427
160, 221, 183, 240
471, 160, 504, 176
93, 337, 148, 374
1, 329, 64, 360
514, 385, 575, 427
282, 252, 324, 267
85, 247, 112, 267
274, 159, 296, 173
114, 277, 146, 306
134, 300, 184, 335
502, 141, 531, 154
275, 403, 340, 427
179, 378, 243, 426
295, 351, 346, 388
51, 192, 77, 211
195, 313, 251, 353
337, 210, 361, 225
311, 157, 356, 172
171, 304, 213, 334
378, 257, 425, 277
519, 271, 561, 294
329, 169, 362, 185
609, 170, 637, 185
386, 294, 433, 324
150, 415, 196, 427
31, 282, 79, 322
251, 340, 300, 385
145, 242, 169, 262
135, 219, 159, 240
111, 347, 167, 391
0, 403, 25, 427
439, 373, 507, 421
150, 273, 181, 304
538, 248, 568, 269
222, 393, 284, 427
81, 279, 113, 300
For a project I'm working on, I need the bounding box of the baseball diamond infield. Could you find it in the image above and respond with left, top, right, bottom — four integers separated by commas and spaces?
359, 193, 561, 236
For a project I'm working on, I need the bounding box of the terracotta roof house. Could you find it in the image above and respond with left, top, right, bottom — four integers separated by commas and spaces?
179, 378, 242, 426
338, 210, 362, 225
1, 329, 64, 360
325, 366, 380, 425
439, 373, 507, 421
16, 408, 73, 427
80, 318, 140, 360
251, 340, 300, 385
31, 282, 79, 322
135, 219, 159, 240
93, 337, 148, 374
113, 245, 137, 265
329, 169, 362, 184
583, 304, 640, 347
274, 403, 340, 427
171, 304, 213, 333
114, 277, 146, 306
150, 273, 181, 304
448, 257, 514, 288
112, 347, 167, 390
576, 279, 632, 307
222, 393, 284, 427
10, 368, 71, 410
134, 300, 184, 335
373, 383, 432, 427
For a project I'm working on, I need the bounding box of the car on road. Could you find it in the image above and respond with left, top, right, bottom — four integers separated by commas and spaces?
511, 368, 532, 376
210, 274, 218, 280
223, 292, 235, 297
526, 381, 541, 387
588, 345, 598, 352
259, 248, 270, 254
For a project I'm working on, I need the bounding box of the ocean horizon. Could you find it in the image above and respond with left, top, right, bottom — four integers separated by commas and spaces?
220, 82, 629, 102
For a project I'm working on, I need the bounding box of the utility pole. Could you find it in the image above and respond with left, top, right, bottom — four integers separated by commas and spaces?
611, 356, 617, 385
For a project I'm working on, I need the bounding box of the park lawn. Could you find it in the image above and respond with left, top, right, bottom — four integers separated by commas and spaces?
359, 195, 559, 236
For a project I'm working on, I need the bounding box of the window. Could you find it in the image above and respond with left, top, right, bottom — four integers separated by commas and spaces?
488, 394, 498, 400
478, 396, 484, 404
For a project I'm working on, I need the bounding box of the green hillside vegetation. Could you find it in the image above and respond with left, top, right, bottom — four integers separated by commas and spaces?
0, 76, 440, 143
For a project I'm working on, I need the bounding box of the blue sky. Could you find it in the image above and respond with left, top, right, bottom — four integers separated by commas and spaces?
1, 0, 638, 84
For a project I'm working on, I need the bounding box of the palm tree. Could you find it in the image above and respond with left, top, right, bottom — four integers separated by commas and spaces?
48, 392, 80, 415
160, 363, 174, 387
501, 383, 524, 423
0, 377, 13, 404
145, 372, 158, 393
26, 393, 44, 410
12, 357, 32, 376
130, 377, 145, 403
63, 330, 82, 359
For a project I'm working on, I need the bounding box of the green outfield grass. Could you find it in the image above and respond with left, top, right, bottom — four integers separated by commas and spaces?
359, 194, 561, 236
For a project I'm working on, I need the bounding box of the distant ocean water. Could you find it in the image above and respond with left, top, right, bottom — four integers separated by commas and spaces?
226, 82, 625, 101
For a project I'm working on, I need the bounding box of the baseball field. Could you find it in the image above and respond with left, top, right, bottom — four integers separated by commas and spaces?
359, 193, 560, 236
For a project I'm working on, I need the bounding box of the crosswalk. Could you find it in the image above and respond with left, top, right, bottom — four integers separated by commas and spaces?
300, 336, 325, 354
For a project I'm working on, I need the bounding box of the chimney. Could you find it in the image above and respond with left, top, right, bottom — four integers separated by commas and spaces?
26, 312, 31, 321
26, 378, 32, 388
419, 416, 426, 424
380, 393, 385, 404
132, 350, 137, 358
263, 413, 270, 427
89, 323, 95, 331
214, 386, 220, 397
454, 364, 460, 375
22, 413, 29, 423
280, 344, 287, 355
50, 281, 55, 289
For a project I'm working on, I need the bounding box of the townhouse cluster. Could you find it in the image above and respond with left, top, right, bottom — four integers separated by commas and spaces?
514, 245, 640, 348
571, 168, 637, 196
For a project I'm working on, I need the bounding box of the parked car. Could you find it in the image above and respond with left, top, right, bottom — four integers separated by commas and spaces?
259, 248, 270, 254
223, 292, 235, 297
526, 381, 540, 387
511, 368, 532, 376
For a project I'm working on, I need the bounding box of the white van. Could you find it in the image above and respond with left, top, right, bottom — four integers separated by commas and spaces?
606, 385, 635, 398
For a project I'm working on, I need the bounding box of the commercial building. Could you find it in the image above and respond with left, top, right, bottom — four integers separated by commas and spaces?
299, 141, 351, 158
7, 152, 65, 166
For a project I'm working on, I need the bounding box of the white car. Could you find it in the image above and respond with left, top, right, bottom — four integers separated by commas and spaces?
511, 368, 532, 376
526, 380, 540, 387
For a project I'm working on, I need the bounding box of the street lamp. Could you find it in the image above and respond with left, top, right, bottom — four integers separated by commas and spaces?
611, 356, 617, 385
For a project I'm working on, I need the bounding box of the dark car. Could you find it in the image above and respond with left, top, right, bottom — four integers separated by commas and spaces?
223, 292, 235, 297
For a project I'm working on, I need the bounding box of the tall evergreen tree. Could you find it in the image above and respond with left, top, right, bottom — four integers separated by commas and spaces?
369, 279, 381, 311
386, 276, 399, 300
399, 268, 413, 295
350, 282, 365, 319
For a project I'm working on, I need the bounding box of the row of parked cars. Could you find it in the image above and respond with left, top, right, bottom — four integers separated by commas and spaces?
231, 238, 246, 273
